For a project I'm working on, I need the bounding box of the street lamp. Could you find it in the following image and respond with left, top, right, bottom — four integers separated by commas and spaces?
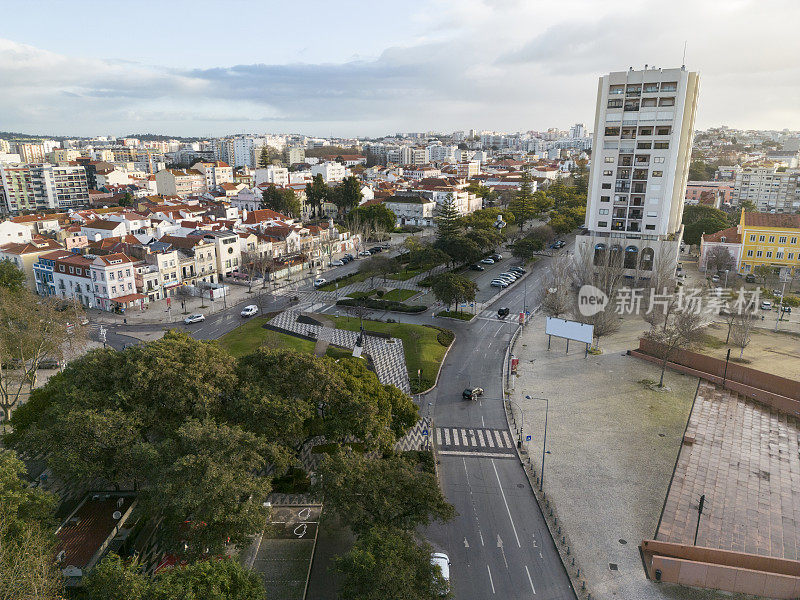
504, 398, 524, 448
525, 395, 549, 491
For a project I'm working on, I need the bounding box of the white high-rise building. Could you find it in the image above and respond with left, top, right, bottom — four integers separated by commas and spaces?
576, 66, 699, 272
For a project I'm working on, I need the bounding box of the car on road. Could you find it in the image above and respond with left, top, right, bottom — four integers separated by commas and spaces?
497, 307, 510, 318
462, 387, 484, 400
782, 306, 792, 313
240, 305, 259, 317
470, 264, 485, 271
430, 552, 450, 594
38, 357, 61, 370
314, 278, 327, 287
745, 273, 756, 283
184, 313, 205, 324
510, 266, 526, 274
499, 272, 519, 280
490, 279, 509, 288
490, 253, 503, 261
760, 301, 772, 310
330, 259, 344, 266
551, 240, 566, 249
368, 246, 383, 253
359, 251, 371, 257
480, 258, 495, 265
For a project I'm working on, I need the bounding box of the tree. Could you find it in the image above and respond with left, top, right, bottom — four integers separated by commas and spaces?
731, 312, 754, 359
753, 264, 774, 283
83, 554, 150, 600
347, 203, 396, 232
359, 254, 394, 285
435, 194, 461, 241
0, 260, 25, 293
434, 236, 481, 267
331, 176, 362, 216
258, 145, 280, 168
314, 451, 454, 534
511, 237, 542, 262
407, 246, 448, 276
645, 308, 706, 387
688, 160, 715, 181
430, 273, 477, 313
683, 216, 728, 246
538, 255, 575, 318
0, 519, 63, 600
260, 184, 301, 218
582, 306, 620, 350
0, 449, 57, 537
464, 228, 503, 252
150, 558, 266, 600
0, 289, 87, 425
334, 527, 450, 600
508, 172, 536, 229
117, 192, 134, 207
460, 207, 515, 230
305, 174, 329, 219
705, 245, 735, 274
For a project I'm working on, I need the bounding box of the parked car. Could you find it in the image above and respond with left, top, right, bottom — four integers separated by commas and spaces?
359, 251, 372, 257
760, 301, 772, 310
500, 272, 519, 280
470, 264, 485, 271
490, 280, 509, 288
480, 258, 495, 265
772, 289, 783, 297
430, 552, 451, 594
490, 253, 503, 261
345, 253, 355, 260
497, 307, 510, 318
184, 313, 206, 324
240, 305, 259, 317
711, 275, 720, 282
314, 278, 327, 287
551, 240, 566, 249
510, 267, 526, 274
330, 259, 344, 266
782, 306, 792, 313
368, 246, 383, 253
462, 387, 484, 400
745, 274, 756, 283
38, 357, 61, 370
379, 243, 391, 250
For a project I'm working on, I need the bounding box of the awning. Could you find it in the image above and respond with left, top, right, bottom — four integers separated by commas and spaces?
111, 293, 145, 304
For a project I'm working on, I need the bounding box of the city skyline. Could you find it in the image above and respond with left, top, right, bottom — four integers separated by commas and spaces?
2, 0, 799, 137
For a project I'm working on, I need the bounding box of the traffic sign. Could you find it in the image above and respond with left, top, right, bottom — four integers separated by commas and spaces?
422, 429, 429, 436
526, 435, 532, 441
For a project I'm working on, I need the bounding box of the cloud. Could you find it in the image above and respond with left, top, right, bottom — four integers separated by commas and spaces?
1, 0, 799, 137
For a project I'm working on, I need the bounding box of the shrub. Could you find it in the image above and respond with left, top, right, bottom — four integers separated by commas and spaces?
426, 325, 454, 347
336, 298, 426, 313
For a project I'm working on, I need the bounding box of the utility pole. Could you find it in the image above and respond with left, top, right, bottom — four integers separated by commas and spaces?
775, 277, 787, 332
694, 494, 705, 545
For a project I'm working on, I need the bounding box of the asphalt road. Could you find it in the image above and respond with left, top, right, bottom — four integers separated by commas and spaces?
423, 240, 577, 600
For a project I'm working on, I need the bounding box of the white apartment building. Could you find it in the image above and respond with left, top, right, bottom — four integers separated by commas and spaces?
427, 144, 457, 163
155, 168, 206, 197
90, 253, 140, 311
0, 164, 89, 211
192, 161, 234, 189
311, 162, 347, 183
384, 195, 437, 227
254, 165, 289, 187
732, 166, 800, 213
577, 66, 700, 272
0, 220, 32, 245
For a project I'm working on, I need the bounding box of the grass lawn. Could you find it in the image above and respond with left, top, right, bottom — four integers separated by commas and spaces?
218, 317, 316, 357
346, 290, 375, 300
382, 288, 417, 302
437, 310, 474, 321
331, 316, 450, 393
318, 271, 370, 291
387, 269, 422, 281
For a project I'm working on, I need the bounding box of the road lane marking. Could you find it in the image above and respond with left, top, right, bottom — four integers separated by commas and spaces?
486, 431, 496, 447
482, 415, 485, 427
501, 430, 513, 447
491, 459, 521, 548
460, 428, 468, 445
525, 565, 536, 594
478, 429, 486, 447
439, 451, 515, 459
487, 565, 495, 594
435, 428, 442, 445
444, 428, 451, 445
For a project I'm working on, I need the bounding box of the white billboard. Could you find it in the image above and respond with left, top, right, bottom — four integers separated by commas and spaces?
545, 317, 594, 345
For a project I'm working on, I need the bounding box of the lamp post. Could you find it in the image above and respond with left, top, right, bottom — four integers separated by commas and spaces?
724, 269, 729, 288
504, 398, 524, 448
525, 395, 549, 491
775, 276, 788, 332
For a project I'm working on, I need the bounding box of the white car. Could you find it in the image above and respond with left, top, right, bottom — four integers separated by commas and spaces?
240, 305, 259, 317
761, 301, 772, 310
330, 259, 344, 266
184, 313, 205, 324
314, 278, 327, 287
490, 280, 509, 288
359, 251, 372, 257
480, 258, 495, 265
430, 552, 450, 594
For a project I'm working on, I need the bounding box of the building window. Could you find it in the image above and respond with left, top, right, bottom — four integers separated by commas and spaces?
776, 252, 784, 259
766, 251, 772, 258
654, 142, 669, 149
653, 157, 665, 163
645, 224, 655, 230
769, 236, 775, 243
602, 183, 611, 189
652, 171, 663, 177
749, 234, 756, 241
111, 286, 117, 294
598, 221, 608, 227
756, 251, 762, 257
747, 250, 753, 257
791, 237, 797, 244
789, 253, 795, 260
600, 196, 610, 202
603, 170, 613, 176
759, 235, 765, 242
656, 127, 671, 136
659, 97, 675, 107
778, 236, 787, 243
599, 209, 609, 215
604, 156, 615, 163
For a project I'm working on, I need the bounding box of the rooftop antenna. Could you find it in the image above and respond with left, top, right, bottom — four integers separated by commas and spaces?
682, 41, 687, 68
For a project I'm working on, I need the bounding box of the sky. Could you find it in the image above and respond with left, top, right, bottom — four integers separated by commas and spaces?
1, 0, 799, 138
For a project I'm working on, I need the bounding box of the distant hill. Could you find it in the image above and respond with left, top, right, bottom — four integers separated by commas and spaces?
0, 131, 70, 141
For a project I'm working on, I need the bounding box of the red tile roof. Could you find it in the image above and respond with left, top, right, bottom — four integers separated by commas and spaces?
702, 226, 741, 244
743, 212, 800, 229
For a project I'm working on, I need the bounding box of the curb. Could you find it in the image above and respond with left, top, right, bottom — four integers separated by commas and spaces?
417, 330, 456, 396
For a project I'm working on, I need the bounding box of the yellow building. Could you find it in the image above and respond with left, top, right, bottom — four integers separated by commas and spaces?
738, 211, 800, 277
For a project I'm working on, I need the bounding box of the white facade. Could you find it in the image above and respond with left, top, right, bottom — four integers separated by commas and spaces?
311, 162, 347, 183
254, 166, 289, 187
733, 166, 800, 213
0, 220, 32, 245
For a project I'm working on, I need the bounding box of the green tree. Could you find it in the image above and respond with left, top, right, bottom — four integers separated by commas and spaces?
261, 184, 301, 218
0, 260, 25, 293
683, 216, 728, 246
460, 207, 515, 230
334, 527, 450, 600
331, 176, 363, 216
434, 236, 481, 267
508, 173, 537, 229
348, 203, 396, 232
258, 146, 280, 168
0, 449, 57, 537
83, 554, 150, 600
151, 558, 266, 600
682, 204, 728, 226
465, 228, 504, 252
305, 174, 329, 219
511, 237, 543, 261
435, 194, 461, 241
688, 160, 714, 181
407, 246, 449, 276
431, 272, 478, 312
314, 451, 454, 534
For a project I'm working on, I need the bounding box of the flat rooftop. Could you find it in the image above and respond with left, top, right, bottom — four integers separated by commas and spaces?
656, 382, 800, 560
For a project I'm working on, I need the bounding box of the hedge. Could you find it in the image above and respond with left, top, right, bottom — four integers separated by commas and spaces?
336, 298, 427, 313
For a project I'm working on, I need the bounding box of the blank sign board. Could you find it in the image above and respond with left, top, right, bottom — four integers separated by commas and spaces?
545, 317, 594, 344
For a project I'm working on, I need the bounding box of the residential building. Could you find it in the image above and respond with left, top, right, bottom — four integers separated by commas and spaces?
81, 219, 128, 241
0, 219, 32, 245
732, 166, 800, 213
577, 66, 700, 272
685, 181, 735, 207
187, 230, 241, 279
456, 161, 481, 178
90, 253, 142, 311
311, 162, 347, 183
0, 237, 64, 289
154, 168, 206, 197
254, 165, 289, 187
14, 143, 46, 163
32, 249, 73, 297
192, 161, 234, 189
384, 194, 436, 227
698, 227, 743, 272
0, 164, 89, 211
737, 211, 800, 278
284, 146, 306, 165
51, 253, 96, 307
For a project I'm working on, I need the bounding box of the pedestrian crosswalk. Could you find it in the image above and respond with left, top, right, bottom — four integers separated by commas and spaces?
435, 427, 517, 458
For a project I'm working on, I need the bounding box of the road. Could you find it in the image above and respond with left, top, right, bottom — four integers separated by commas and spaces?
423, 241, 576, 600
